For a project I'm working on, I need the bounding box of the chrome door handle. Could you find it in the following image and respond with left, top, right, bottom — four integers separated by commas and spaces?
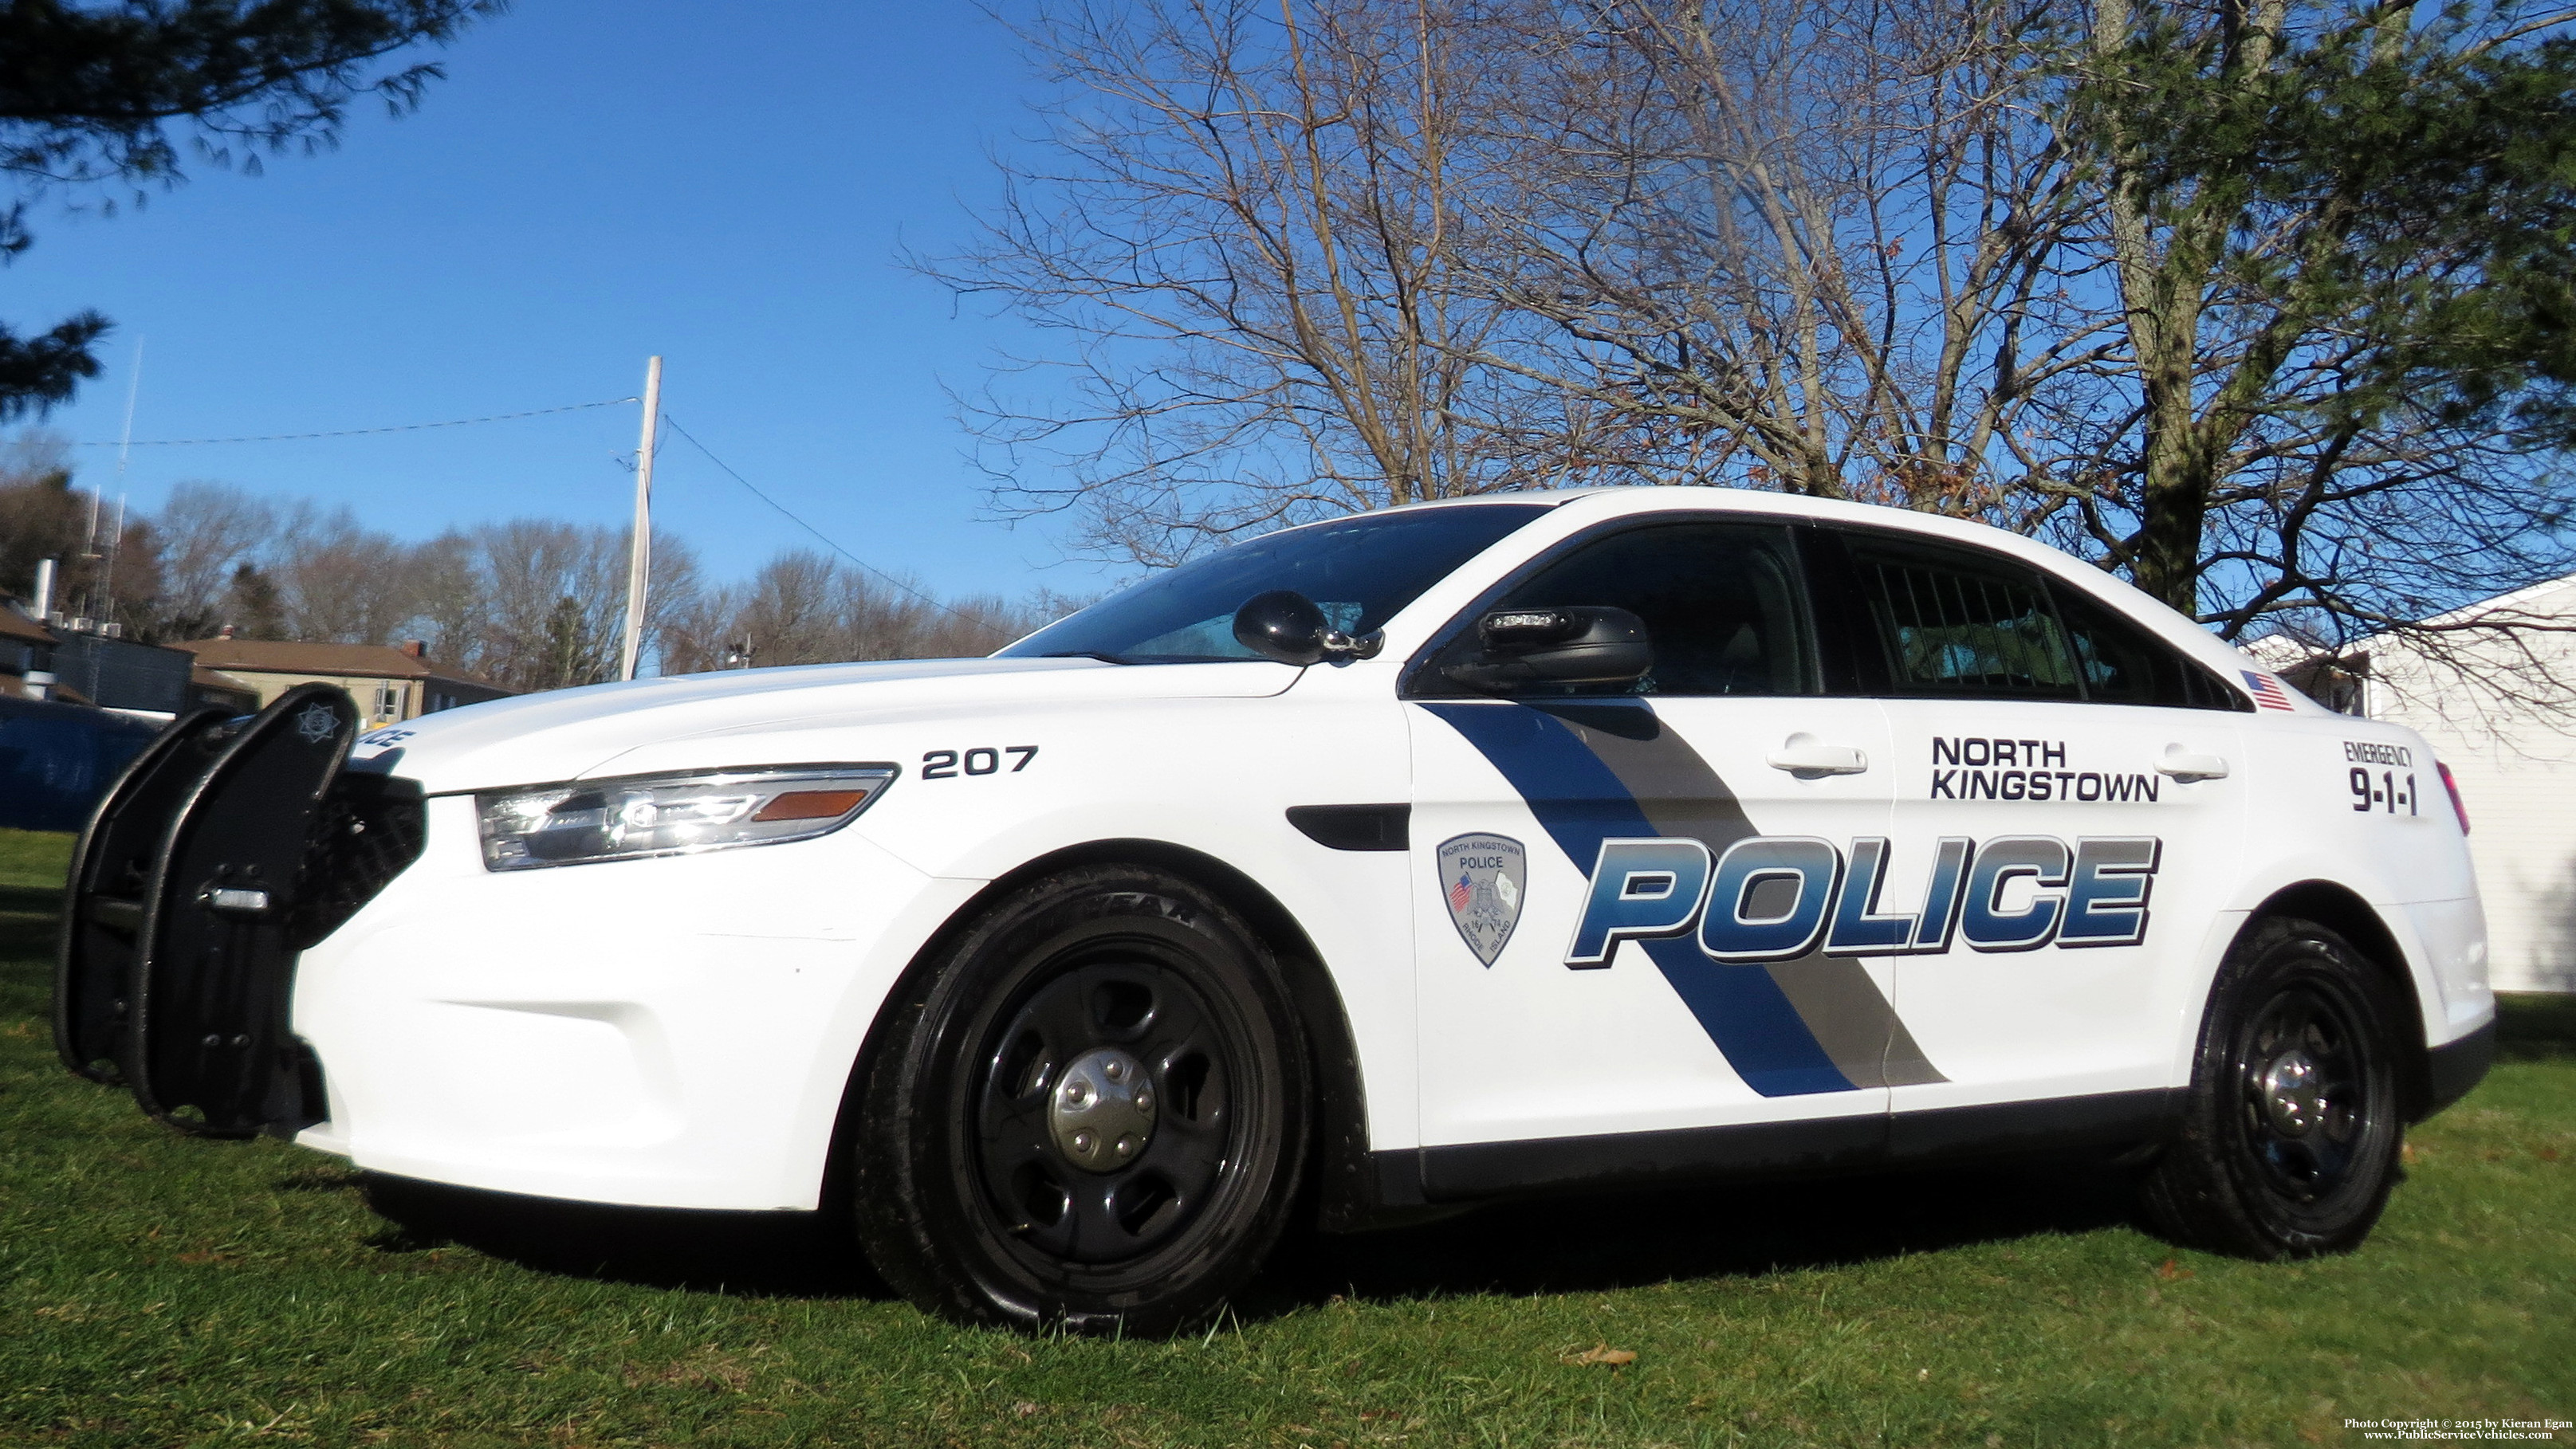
1768, 733, 1870, 777
2156, 747, 2231, 782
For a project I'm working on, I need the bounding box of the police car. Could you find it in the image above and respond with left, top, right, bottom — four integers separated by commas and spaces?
54, 487, 2495, 1334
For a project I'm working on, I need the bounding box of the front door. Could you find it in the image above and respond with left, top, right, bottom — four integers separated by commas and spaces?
1405, 519, 1921, 1169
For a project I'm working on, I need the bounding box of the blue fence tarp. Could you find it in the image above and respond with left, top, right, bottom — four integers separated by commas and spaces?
0, 695, 164, 833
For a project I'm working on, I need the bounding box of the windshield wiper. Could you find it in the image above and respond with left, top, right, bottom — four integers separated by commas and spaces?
1040, 650, 1143, 666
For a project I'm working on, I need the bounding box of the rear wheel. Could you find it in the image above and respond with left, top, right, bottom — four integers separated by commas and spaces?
851, 866, 1308, 1334
2138, 916, 2405, 1259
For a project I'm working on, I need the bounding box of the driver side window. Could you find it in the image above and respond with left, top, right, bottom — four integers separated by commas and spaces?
1472, 522, 1815, 697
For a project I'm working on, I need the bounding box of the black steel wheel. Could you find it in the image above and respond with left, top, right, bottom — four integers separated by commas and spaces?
850, 865, 1308, 1334
2138, 916, 2406, 1259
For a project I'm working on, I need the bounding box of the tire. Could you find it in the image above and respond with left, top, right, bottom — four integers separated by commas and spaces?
2138, 915, 2408, 1259
850, 865, 1310, 1335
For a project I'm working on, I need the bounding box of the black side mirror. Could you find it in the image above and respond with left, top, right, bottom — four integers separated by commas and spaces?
1444, 606, 1654, 692
1232, 590, 1384, 666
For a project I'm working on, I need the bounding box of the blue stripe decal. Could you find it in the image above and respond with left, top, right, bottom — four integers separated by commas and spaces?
1421, 701, 1856, 1097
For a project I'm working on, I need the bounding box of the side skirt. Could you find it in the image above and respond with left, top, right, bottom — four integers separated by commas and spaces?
1367, 1090, 2183, 1209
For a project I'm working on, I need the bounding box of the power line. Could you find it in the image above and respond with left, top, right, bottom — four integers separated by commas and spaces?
77, 396, 640, 446
656, 414, 997, 629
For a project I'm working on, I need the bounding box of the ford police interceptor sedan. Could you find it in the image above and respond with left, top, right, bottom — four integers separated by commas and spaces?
56, 486, 2495, 1334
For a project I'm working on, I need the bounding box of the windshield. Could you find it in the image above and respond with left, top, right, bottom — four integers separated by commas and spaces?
999, 503, 1556, 662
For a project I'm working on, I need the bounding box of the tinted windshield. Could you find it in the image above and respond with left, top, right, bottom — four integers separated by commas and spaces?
999, 503, 1555, 662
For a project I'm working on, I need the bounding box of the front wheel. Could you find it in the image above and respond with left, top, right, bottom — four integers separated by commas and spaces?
850, 866, 1309, 1334
2138, 915, 2406, 1259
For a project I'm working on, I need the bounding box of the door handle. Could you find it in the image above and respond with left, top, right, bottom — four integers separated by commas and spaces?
2156, 746, 2231, 782
1768, 733, 1870, 777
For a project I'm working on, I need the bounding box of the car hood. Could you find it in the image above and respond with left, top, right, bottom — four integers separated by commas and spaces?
348, 655, 1301, 794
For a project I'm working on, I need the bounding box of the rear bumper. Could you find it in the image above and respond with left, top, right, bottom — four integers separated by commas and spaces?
2420, 1019, 2495, 1121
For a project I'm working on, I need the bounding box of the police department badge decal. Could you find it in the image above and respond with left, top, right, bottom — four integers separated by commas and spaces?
1437, 834, 1526, 967
295, 702, 339, 745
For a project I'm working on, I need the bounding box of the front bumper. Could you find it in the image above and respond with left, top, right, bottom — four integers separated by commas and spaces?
290, 795, 981, 1211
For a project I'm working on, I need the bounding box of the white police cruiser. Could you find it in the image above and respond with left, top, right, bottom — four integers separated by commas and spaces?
55, 488, 2495, 1334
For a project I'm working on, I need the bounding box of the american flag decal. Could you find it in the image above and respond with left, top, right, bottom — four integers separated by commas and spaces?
2242, 670, 2296, 711
1449, 874, 1473, 912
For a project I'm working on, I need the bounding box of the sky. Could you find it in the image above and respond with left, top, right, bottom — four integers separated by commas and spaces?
2, 1, 1127, 603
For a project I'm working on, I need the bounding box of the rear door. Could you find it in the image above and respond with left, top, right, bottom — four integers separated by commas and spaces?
1405, 519, 1913, 1180
1820, 528, 2250, 1124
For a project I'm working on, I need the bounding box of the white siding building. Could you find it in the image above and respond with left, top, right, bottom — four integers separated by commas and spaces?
2289, 577, 2576, 993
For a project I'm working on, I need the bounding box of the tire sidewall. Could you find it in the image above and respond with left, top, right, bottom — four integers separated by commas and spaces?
2185, 918, 2405, 1255
856, 866, 1309, 1333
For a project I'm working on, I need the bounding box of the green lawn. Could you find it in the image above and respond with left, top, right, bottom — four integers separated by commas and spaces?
2, 824, 2569, 1447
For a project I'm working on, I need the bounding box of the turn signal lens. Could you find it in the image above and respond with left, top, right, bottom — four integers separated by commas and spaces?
2437, 760, 2472, 834
477, 766, 896, 871
752, 789, 871, 823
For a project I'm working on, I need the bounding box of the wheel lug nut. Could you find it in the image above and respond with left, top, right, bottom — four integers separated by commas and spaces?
1046, 1047, 1157, 1174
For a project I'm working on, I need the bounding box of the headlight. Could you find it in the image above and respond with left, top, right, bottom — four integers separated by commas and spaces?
475, 765, 896, 871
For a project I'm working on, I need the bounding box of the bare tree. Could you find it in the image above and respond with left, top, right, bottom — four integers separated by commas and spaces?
1454, 0, 2096, 509
154, 481, 277, 638
422, 520, 699, 691
402, 528, 485, 664
270, 504, 420, 644
659, 548, 1057, 673
923, 0, 1579, 565
940, 0, 2576, 712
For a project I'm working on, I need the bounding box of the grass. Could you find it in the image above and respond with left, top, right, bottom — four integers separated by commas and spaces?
1, 823, 2570, 1447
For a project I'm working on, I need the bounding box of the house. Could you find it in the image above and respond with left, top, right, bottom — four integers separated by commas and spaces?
0, 598, 57, 701
1, 597, 218, 718
49, 628, 199, 717
188, 666, 262, 715
0, 598, 197, 829
2264, 577, 2576, 994
172, 637, 517, 728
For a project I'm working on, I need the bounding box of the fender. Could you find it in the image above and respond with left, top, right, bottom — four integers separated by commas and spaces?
2212, 850, 2465, 1056
2169, 877, 2475, 1122
831, 837, 1393, 1234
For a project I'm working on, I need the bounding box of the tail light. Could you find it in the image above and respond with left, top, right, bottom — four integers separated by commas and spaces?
2436, 760, 2471, 834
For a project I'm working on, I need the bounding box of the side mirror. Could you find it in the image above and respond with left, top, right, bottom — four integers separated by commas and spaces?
1231, 590, 1384, 666
1444, 606, 1654, 692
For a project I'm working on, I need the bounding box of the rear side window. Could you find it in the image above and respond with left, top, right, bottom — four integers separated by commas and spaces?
1837, 529, 2248, 709
2048, 581, 2248, 710
1848, 537, 2079, 700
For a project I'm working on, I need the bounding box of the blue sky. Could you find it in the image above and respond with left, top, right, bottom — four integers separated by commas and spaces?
4, 2, 1125, 601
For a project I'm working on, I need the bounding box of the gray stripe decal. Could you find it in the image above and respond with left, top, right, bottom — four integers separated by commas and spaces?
1529, 702, 1945, 1090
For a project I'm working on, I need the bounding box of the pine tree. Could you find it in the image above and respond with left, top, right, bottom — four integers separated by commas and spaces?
0, 1, 503, 419
226, 563, 285, 641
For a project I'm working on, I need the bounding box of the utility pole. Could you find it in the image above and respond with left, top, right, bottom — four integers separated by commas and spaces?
99, 494, 126, 633
618, 355, 663, 682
